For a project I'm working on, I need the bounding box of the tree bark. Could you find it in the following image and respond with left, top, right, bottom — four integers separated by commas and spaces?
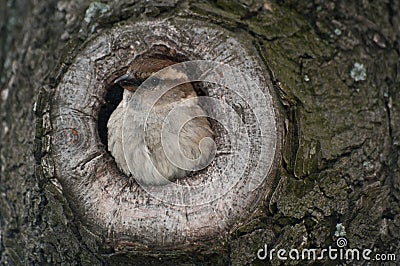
1, 0, 399, 265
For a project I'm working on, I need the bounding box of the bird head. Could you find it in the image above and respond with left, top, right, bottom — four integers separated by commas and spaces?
114, 58, 197, 105
114, 58, 184, 92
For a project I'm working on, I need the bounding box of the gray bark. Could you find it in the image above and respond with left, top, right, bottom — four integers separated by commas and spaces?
1, 0, 399, 265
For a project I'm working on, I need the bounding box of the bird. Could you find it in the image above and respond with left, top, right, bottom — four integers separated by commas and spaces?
107, 58, 215, 186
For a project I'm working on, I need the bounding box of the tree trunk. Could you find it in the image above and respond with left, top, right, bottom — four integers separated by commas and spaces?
1, 0, 399, 265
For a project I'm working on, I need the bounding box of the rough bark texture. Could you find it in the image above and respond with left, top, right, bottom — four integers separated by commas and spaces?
1, 0, 399, 265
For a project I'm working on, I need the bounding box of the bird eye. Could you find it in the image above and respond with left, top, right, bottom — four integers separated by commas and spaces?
149, 77, 160, 87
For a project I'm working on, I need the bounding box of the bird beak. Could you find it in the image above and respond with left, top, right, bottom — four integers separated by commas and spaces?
114, 73, 141, 92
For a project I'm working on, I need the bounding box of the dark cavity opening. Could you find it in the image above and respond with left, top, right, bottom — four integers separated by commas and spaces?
98, 84, 123, 147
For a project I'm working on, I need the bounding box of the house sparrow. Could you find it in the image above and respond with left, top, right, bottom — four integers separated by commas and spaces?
107, 58, 215, 186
